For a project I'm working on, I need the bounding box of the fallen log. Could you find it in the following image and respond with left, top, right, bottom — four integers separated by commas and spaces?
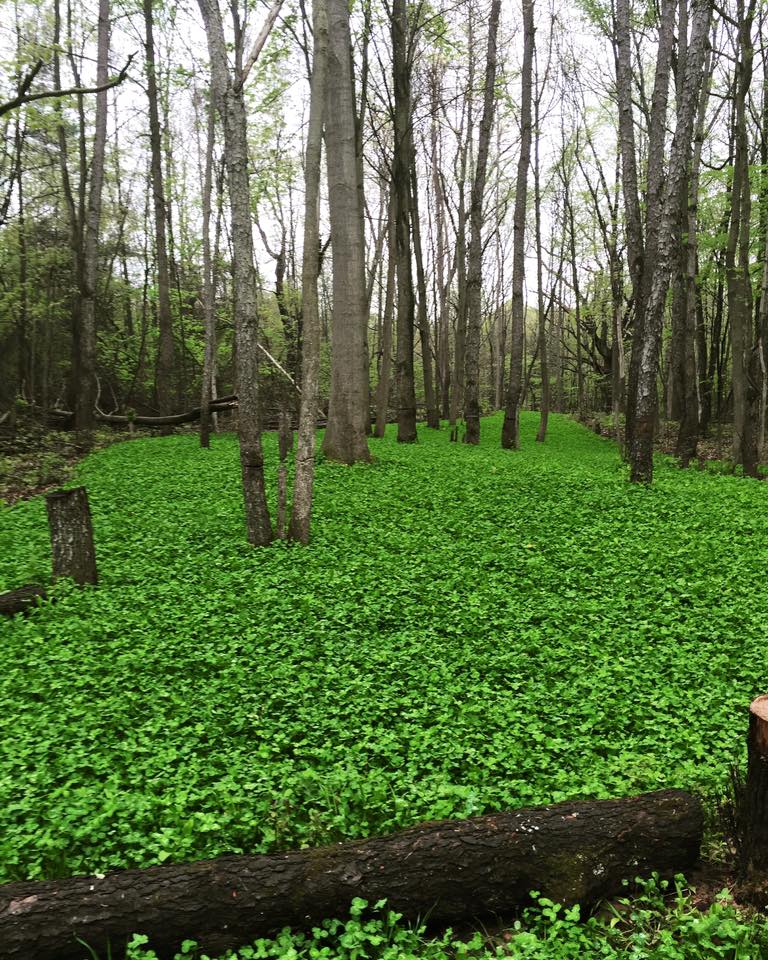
0, 789, 702, 960
50, 396, 238, 428
0, 583, 47, 616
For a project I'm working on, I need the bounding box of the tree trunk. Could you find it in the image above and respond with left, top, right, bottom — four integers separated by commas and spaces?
197, 0, 274, 544
411, 160, 440, 429
501, 0, 534, 449
75, 0, 110, 434
199, 89, 217, 449
463, 0, 501, 444
391, 0, 417, 443
429, 64, 451, 421
727, 0, 758, 476
45, 486, 97, 585
144, 0, 175, 419
321, 0, 371, 463
676, 47, 711, 466
289, 0, 328, 544
0, 790, 703, 960
375, 196, 396, 438
628, 0, 713, 482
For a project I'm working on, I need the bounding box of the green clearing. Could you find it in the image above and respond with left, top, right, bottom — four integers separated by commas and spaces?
1, 412, 766, 887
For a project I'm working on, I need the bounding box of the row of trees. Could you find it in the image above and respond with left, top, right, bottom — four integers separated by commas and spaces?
2, 0, 768, 538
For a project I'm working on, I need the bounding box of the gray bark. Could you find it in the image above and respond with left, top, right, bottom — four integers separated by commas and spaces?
501, 0, 534, 449
289, 0, 328, 544
198, 0, 273, 542
463, 0, 501, 444
321, 0, 371, 463
45, 486, 97, 585
628, 0, 714, 482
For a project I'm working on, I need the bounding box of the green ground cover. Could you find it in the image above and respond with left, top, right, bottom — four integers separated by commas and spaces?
1, 412, 767, 887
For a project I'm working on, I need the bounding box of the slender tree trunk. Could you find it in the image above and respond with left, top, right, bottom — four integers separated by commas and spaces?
144, 0, 175, 418
727, 0, 758, 475
392, 0, 417, 443
198, 0, 273, 544
411, 162, 440, 428
199, 90, 217, 449
676, 47, 711, 466
74, 0, 110, 434
628, 0, 713, 482
374, 198, 396, 438
501, 0, 534, 449
430, 64, 450, 420
289, 0, 328, 543
321, 0, 371, 463
534, 60, 548, 442
464, 0, 501, 444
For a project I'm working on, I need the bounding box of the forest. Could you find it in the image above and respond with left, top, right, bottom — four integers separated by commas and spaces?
4, 0, 768, 955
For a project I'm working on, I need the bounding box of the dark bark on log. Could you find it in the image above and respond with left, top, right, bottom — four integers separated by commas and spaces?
45, 486, 97, 585
50, 397, 238, 427
0, 584, 47, 616
0, 789, 702, 960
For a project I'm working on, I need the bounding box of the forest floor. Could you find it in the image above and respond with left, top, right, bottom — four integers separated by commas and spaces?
3, 412, 768, 956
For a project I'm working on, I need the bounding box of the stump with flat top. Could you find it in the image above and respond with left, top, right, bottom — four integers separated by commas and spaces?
740, 694, 768, 873
0, 789, 703, 960
45, 486, 97, 585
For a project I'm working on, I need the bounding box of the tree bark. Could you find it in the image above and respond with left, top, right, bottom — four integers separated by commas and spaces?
628, 0, 713, 482
501, 0, 534, 449
392, 0, 417, 443
739, 695, 768, 873
197, 0, 274, 543
45, 486, 97, 585
463, 0, 501, 444
144, 0, 175, 419
0, 584, 47, 617
0, 790, 702, 960
199, 89, 217, 449
75, 0, 110, 434
289, 0, 328, 544
410, 159, 440, 429
321, 0, 371, 463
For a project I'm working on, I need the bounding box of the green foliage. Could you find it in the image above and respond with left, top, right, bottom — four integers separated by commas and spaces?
116, 880, 768, 959
1, 414, 766, 886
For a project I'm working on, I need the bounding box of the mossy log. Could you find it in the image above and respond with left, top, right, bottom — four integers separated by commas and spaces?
0, 583, 47, 616
0, 789, 702, 960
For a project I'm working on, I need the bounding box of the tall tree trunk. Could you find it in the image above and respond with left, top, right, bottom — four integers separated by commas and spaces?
375, 198, 396, 438
321, 0, 371, 463
199, 90, 217, 449
411, 161, 440, 428
534, 56, 548, 443
289, 0, 328, 543
392, 0, 416, 443
501, 0, 534, 449
628, 0, 713, 482
727, 0, 758, 475
464, 0, 501, 444
75, 0, 111, 433
198, 0, 273, 544
676, 46, 711, 466
429, 64, 450, 420
144, 0, 175, 418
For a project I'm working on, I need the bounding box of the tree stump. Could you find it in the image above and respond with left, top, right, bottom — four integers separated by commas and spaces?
741, 695, 768, 872
45, 487, 97, 585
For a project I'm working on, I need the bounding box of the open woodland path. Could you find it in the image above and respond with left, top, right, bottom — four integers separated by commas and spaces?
1, 413, 766, 884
